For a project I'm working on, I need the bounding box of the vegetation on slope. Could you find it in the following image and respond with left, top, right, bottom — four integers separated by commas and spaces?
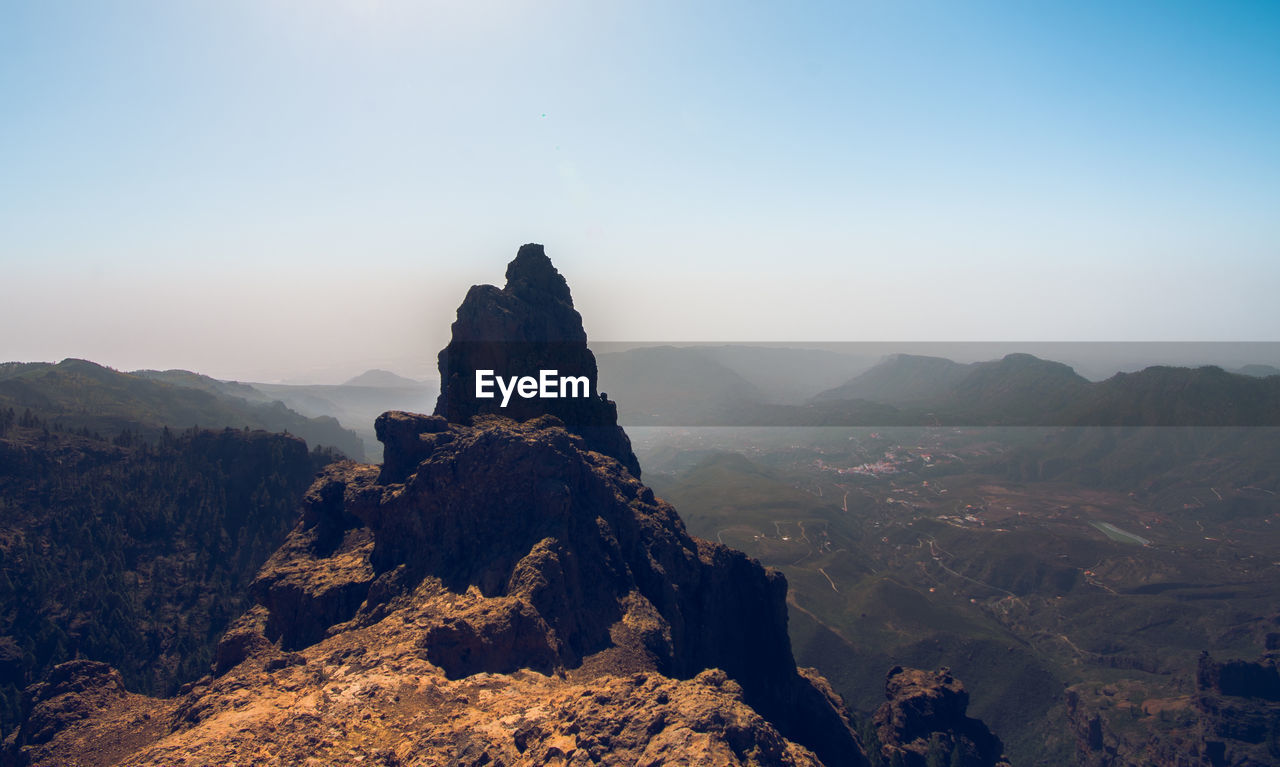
0, 415, 338, 739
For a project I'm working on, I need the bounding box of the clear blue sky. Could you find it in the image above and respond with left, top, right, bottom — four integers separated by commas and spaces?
2, 1, 1277, 381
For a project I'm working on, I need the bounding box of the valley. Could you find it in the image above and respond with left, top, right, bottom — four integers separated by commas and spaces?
637, 426, 1280, 765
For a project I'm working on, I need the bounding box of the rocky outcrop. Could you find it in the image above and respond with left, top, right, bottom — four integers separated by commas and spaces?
1063, 648, 1280, 767
1193, 651, 1280, 767
249, 414, 863, 765
4, 245, 869, 766
14, 661, 126, 752
872, 666, 1010, 767
434, 243, 640, 477
4, 660, 171, 767
6, 414, 868, 766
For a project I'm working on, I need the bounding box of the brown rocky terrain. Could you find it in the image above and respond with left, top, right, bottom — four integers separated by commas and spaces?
10, 614, 830, 766
5, 412, 865, 766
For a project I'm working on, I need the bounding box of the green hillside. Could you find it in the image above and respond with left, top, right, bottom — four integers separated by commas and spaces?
0, 360, 365, 459
0, 421, 338, 738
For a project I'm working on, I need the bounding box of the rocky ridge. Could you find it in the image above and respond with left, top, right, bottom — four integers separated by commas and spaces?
4, 245, 870, 766
6, 412, 866, 766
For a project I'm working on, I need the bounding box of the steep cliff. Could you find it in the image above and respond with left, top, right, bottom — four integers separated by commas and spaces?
1063, 645, 1280, 767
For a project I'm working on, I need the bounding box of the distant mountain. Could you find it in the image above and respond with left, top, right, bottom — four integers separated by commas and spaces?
1233, 364, 1280, 378
133, 368, 274, 403
806, 354, 1280, 427
249, 380, 436, 461
1072, 365, 1280, 427
130, 367, 436, 461
0, 360, 365, 459
939, 353, 1089, 424
342, 369, 423, 387
596, 345, 873, 425
597, 346, 767, 424
697, 346, 874, 403
602, 346, 1280, 427
811, 354, 972, 406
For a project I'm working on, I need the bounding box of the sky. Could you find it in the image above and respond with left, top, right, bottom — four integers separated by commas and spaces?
2, 1, 1278, 382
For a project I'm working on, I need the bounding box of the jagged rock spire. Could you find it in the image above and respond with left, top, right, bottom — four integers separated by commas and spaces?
433, 244, 641, 477
504, 243, 575, 307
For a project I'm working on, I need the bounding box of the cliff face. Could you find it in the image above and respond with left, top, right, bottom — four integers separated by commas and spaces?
1194, 650, 1280, 767
1063, 647, 1280, 767
871, 667, 1010, 767
5, 245, 867, 766
433, 243, 640, 477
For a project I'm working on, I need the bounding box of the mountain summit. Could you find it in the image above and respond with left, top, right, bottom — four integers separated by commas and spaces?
8, 245, 868, 766
434, 243, 641, 477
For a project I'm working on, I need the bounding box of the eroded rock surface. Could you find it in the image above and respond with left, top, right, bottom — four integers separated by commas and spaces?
8, 416, 867, 766
872, 666, 1010, 767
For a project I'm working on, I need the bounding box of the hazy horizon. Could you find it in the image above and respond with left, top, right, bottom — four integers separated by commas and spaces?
4, 2, 1278, 382
9, 341, 1280, 390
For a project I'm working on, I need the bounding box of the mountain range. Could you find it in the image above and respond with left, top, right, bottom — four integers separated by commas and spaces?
595, 350, 1280, 427
4, 246, 1277, 766
811, 353, 1280, 427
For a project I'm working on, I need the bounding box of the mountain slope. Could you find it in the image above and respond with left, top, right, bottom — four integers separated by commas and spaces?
0, 360, 365, 459
1069, 365, 1280, 426
597, 346, 769, 424
812, 355, 972, 407
939, 353, 1090, 424
341, 369, 423, 387
0, 422, 336, 739
248, 381, 436, 461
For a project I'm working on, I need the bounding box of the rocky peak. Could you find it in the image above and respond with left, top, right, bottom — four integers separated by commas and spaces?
872, 666, 1010, 767
434, 244, 640, 477
505, 243, 575, 307
7, 245, 871, 766
241, 414, 865, 765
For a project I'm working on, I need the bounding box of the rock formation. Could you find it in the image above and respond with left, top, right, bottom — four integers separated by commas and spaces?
434, 243, 640, 477
5, 414, 867, 766
4, 246, 868, 766
1063, 646, 1280, 767
871, 666, 1010, 767
1194, 649, 1280, 766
